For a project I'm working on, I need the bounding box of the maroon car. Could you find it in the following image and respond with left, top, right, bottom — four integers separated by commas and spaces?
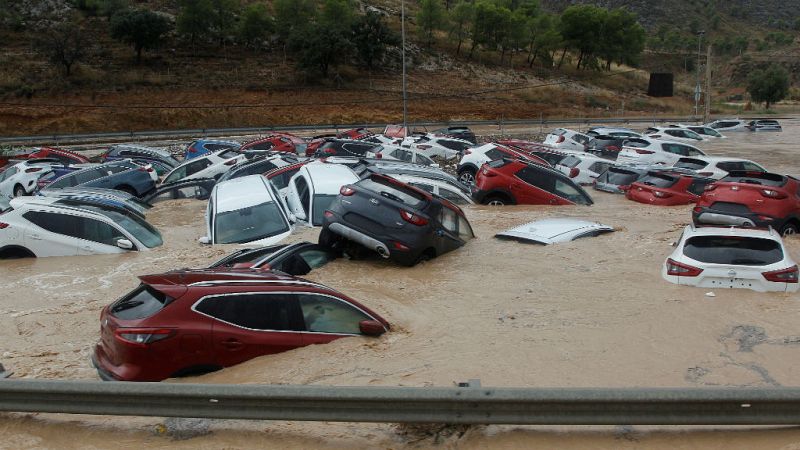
240, 133, 307, 155
92, 270, 389, 381
626, 171, 714, 206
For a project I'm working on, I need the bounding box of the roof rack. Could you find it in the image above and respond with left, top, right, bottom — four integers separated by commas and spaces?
186, 278, 334, 291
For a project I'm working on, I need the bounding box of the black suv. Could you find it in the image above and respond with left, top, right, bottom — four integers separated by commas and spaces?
433, 126, 477, 144
320, 174, 475, 266
313, 139, 380, 158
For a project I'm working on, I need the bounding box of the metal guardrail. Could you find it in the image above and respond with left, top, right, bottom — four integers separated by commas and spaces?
0, 116, 711, 145
2, 379, 800, 424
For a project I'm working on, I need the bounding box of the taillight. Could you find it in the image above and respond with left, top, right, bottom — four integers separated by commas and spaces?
188, 145, 197, 153
653, 190, 672, 198
634, 149, 655, 154
324, 148, 336, 154
323, 210, 334, 218
224, 159, 237, 166
556, 135, 565, 143
761, 189, 787, 199
399, 209, 428, 226
619, 185, 630, 192
607, 145, 620, 152
704, 184, 717, 191
569, 167, 580, 178
25, 167, 42, 173
693, 206, 702, 213
666, 258, 703, 277
481, 167, 496, 177
375, 153, 382, 159
0, 222, 9, 229
115, 328, 175, 347
464, 149, 472, 155
762, 265, 799, 283
391, 241, 410, 251
146, 167, 154, 173
340, 186, 355, 196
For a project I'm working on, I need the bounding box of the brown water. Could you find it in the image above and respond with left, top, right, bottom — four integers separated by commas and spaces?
1, 121, 800, 448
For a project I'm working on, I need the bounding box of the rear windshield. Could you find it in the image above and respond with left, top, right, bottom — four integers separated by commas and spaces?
110, 284, 173, 320
488, 159, 511, 169
598, 168, 641, 185
218, 149, 239, 159
723, 172, 786, 187
560, 155, 581, 168
675, 158, 708, 170
637, 172, 678, 188
358, 176, 426, 208
683, 236, 783, 266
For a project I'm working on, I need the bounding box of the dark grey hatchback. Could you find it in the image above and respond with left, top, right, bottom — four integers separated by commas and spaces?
320, 174, 474, 266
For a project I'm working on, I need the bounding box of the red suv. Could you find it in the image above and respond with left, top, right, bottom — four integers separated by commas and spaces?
472, 159, 593, 206
92, 270, 389, 381
693, 171, 800, 236
27, 147, 90, 165
240, 133, 306, 155
626, 170, 714, 206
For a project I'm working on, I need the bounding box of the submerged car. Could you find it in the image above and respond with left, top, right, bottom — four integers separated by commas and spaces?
593, 166, 651, 194
626, 171, 714, 206
285, 162, 360, 227
92, 270, 389, 381
142, 178, 216, 205
673, 156, 766, 180
617, 137, 705, 166
206, 241, 339, 275
663, 225, 798, 293
201, 175, 293, 246
161, 149, 244, 185
472, 159, 593, 206
321, 173, 475, 266
747, 120, 782, 132
432, 126, 477, 144
544, 128, 591, 152
42, 160, 157, 198
705, 119, 747, 132
554, 153, 616, 186
495, 219, 613, 245
184, 139, 242, 160
0, 197, 162, 258
100, 144, 180, 169
692, 171, 800, 236
0, 159, 57, 199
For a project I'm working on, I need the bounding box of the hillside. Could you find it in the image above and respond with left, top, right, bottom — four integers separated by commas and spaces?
0, 0, 795, 136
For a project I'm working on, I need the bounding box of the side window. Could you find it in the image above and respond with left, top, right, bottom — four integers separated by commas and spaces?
77, 216, 126, 246
297, 249, 336, 269
294, 176, 310, 217
74, 169, 103, 184
23, 211, 81, 238
439, 206, 458, 234
438, 187, 469, 205
458, 215, 474, 240
515, 166, 554, 191
717, 162, 741, 172
396, 150, 412, 162
554, 179, 588, 204
409, 182, 435, 193
270, 170, 295, 190
0, 167, 17, 181
49, 174, 77, 188
185, 159, 213, 176
195, 294, 303, 331
105, 165, 130, 175
484, 148, 503, 160
741, 162, 765, 172
589, 162, 613, 174
417, 154, 435, 166
149, 189, 178, 204
250, 141, 274, 151
298, 294, 370, 334
685, 146, 703, 156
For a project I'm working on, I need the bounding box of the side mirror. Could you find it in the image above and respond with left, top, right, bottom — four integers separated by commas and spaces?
116, 239, 133, 250
359, 320, 386, 336
198, 236, 211, 245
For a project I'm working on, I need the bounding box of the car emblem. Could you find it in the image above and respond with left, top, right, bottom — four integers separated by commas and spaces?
728, 269, 737, 278
370, 198, 379, 205
731, 186, 739, 191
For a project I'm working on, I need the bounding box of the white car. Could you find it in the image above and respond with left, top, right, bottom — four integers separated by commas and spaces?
0, 197, 162, 258
544, 128, 591, 152
0, 159, 57, 200
586, 127, 642, 139
672, 156, 766, 180
495, 218, 614, 244
161, 149, 245, 185
555, 153, 616, 185
200, 174, 293, 246
361, 134, 402, 145
617, 137, 706, 166
285, 162, 359, 226
456, 143, 534, 185
663, 225, 799, 293
644, 126, 705, 143
388, 174, 474, 205
409, 135, 473, 160
373, 144, 438, 167
674, 124, 725, 139
705, 119, 747, 132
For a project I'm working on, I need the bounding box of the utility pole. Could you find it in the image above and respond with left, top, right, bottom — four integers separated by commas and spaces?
694, 31, 705, 120
401, 0, 408, 138
703, 45, 712, 124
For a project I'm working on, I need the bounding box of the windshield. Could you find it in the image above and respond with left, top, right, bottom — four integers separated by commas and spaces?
77, 204, 163, 248
214, 201, 289, 244
312, 194, 337, 226
638, 173, 678, 188
110, 284, 173, 320
684, 236, 783, 266
358, 176, 426, 208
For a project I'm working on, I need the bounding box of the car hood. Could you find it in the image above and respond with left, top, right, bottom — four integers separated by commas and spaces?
495, 218, 614, 245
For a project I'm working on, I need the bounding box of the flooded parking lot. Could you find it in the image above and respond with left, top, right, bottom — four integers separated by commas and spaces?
1, 120, 799, 448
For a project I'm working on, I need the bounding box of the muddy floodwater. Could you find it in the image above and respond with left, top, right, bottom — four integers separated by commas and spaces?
1, 120, 800, 448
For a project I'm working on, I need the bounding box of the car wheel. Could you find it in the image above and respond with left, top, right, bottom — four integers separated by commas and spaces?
13, 185, 26, 197
318, 228, 342, 248
780, 222, 798, 237
485, 196, 506, 206
458, 169, 476, 185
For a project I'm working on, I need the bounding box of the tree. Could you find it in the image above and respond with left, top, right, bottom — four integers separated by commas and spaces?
598, 8, 645, 69
34, 20, 88, 76
288, 0, 357, 78
417, 0, 445, 48
238, 2, 273, 49
274, 0, 316, 39
110, 9, 172, 63
209, 0, 238, 44
559, 4, 607, 69
468, 0, 498, 59
747, 64, 790, 109
351, 11, 399, 69
177, 0, 214, 48
448, 1, 473, 56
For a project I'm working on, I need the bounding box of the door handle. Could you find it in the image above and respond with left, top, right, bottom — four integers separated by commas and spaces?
221, 339, 243, 349
29, 234, 42, 240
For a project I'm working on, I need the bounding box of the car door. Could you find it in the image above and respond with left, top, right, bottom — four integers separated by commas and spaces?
194, 293, 304, 368
270, 247, 338, 275
73, 215, 131, 255
0, 167, 18, 199
297, 293, 373, 346
286, 174, 311, 224
514, 166, 558, 204
435, 205, 465, 254
21, 211, 80, 256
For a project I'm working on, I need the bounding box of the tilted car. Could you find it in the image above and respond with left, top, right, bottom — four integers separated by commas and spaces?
554, 153, 616, 186
240, 133, 307, 156
663, 225, 798, 293
373, 144, 438, 167
432, 126, 477, 144
161, 149, 245, 185
586, 134, 626, 160
593, 166, 651, 194
543, 128, 591, 152
692, 171, 800, 236
313, 139, 380, 159
673, 156, 766, 180
264, 160, 311, 195
388, 173, 474, 205
39, 186, 151, 217
617, 137, 706, 166
205, 241, 339, 275
644, 126, 705, 143
42, 160, 157, 198
321, 173, 475, 266
409, 135, 473, 160
0, 197, 162, 258
285, 162, 360, 227
495, 218, 614, 245
184, 139, 242, 160
472, 159, 593, 206
585, 127, 642, 139
25, 147, 91, 165
705, 119, 747, 132
142, 178, 216, 205
200, 175, 293, 246
746, 120, 782, 132
92, 270, 389, 381
217, 153, 299, 183
625, 171, 714, 206
100, 144, 180, 169
0, 159, 57, 199
456, 143, 548, 186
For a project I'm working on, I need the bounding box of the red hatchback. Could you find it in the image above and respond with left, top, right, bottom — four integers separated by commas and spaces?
693, 171, 800, 236
626, 170, 714, 206
240, 133, 306, 155
92, 271, 389, 381
26, 147, 90, 165
472, 159, 593, 206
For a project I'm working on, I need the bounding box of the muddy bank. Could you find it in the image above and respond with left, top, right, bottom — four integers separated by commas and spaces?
0, 120, 799, 448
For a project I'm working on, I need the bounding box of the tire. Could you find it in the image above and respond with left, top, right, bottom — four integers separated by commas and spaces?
0, 246, 35, 259
458, 168, 476, 186
780, 222, 798, 237
13, 184, 26, 197
484, 196, 506, 206
318, 228, 342, 248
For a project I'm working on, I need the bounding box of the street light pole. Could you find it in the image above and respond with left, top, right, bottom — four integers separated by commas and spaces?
694, 31, 705, 120
401, 0, 408, 138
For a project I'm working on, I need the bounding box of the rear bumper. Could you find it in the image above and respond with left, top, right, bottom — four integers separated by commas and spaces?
328, 223, 390, 258
91, 350, 121, 382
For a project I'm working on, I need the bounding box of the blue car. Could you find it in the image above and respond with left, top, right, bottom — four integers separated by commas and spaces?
42, 160, 157, 198
100, 144, 180, 169
184, 139, 241, 160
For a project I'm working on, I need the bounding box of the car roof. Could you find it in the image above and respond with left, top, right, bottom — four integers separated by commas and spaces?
140, 269, 329, 289
496, 218, 614, 244
683, 224, 780, 240
302, 162, 358, 193
679, 156, 754, 163
213, 175, 273, 212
